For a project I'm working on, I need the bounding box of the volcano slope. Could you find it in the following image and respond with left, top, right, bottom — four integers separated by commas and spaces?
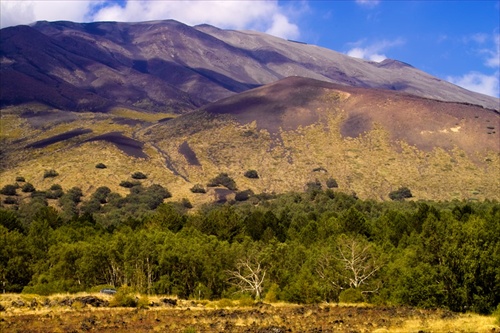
1, 19, 499, 114
0, 77, 499, 205
139, 76, 500, 202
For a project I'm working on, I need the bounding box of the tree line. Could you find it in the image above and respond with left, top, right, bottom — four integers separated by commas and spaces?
0, 184, 499, 314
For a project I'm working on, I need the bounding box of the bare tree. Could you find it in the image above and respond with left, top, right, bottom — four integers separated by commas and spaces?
316, 236, 383, 292
227, 257, 266, 300
336, 236, 382, 290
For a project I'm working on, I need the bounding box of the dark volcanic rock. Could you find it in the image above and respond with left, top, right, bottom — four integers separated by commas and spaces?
84, 132, 147, 159
178, 141, 201, 166
26, 128, 92, 149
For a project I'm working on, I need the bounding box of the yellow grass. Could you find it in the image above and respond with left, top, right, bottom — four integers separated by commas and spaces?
1, 103, 499, 207
1, 293, 498, 333
389, 314, 498, 333
109, 107, 178, 122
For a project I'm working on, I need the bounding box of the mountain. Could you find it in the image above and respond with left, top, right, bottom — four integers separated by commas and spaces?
138, 76, 499, 201
1, 19, 498, 113
0, 20, 499, 205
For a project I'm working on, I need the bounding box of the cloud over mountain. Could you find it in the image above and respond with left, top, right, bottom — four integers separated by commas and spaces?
0, 0, 300, 39
346, 38, 405, 62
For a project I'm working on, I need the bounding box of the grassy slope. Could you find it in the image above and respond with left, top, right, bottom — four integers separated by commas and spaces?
1, 97, 499, 207
143, 93, 500, 203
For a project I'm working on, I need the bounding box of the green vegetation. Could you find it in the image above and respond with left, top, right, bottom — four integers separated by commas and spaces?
21, 183, 35, 193
131, 171, 147, 180
119, 180, 141, 188
43, 169, 59, 179
235, 189, 253, 201
109, 286, 139, 307
244, 170, 259, 179
389, 186, 412, 201
45, 184, 63, 199
207, 172, 237, 190
0, 184, 498, 315
190, 184, 206, 194
1, 184, 17, 196
3, 197, 17, 205
326, 177, 339, 188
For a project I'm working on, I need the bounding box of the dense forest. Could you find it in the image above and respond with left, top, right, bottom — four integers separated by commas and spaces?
1, 180, 499, 315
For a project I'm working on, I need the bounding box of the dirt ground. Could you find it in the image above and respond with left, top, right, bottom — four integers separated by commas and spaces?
1, 300, 498, 333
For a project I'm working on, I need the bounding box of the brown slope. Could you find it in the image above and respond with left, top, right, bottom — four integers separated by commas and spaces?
138, 76, 499, 201
199, 76, 499, 155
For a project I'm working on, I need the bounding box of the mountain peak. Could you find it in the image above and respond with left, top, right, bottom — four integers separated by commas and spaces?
376, 58, 414, 69
1, 19, 498, 112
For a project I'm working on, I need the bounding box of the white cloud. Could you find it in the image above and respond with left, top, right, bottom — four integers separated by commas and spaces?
347, 47, 385, 62
0, 0, 300, 39
346, 38, 404, 62
483, 33, 500, 68
0, 0, 96, 28
447, 71, 499, 98
355, 0, 381, 8
266, 13, 299, 40
464, 33, 488, 44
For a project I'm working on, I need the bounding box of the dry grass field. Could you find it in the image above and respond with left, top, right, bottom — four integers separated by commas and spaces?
1, 294, 498, 333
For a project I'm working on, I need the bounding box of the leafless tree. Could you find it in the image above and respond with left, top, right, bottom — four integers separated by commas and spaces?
336, 236, 382, 290
316, 236, 383, 292
227, 257, 266, 300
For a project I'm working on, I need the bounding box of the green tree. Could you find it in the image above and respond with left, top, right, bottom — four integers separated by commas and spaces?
21, 183, 35, 193
0, 226, 32, 292
0, 184, 17, 196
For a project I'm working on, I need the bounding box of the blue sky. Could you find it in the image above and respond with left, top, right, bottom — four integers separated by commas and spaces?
1, 0, 499, 97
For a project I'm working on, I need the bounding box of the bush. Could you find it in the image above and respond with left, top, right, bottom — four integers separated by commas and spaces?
93, 186, 111, 203
181, 198, 193, 209
31, 191, 47, 199
21, 183, 36, 193
3, 196, 17, 205
119, 180, 141, 188
148, 184, 171, 199
306, 179, 322, 192
137, 295, 150, 309
326, 177, 338, 188
131, 172, 147, 179
43, 169, 59, 178
46, 184, 64, 199
0, 184, 17, 196
235, 189, 254, 202
15, 176, 26, 182
95, 163, 107, 169
244, 170, 259, 179
238, 296, 255, 307
66, 187, 83, 203
207, 173, 237, 190
190, 184, 206, 193
339, 288, 364, 303
264, 284, 280, 303
109, 286, 138, 307
389, 187, 413, 201
50, 184, 62, 191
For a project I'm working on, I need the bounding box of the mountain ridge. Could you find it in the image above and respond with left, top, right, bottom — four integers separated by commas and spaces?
1, 19, 498, 112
